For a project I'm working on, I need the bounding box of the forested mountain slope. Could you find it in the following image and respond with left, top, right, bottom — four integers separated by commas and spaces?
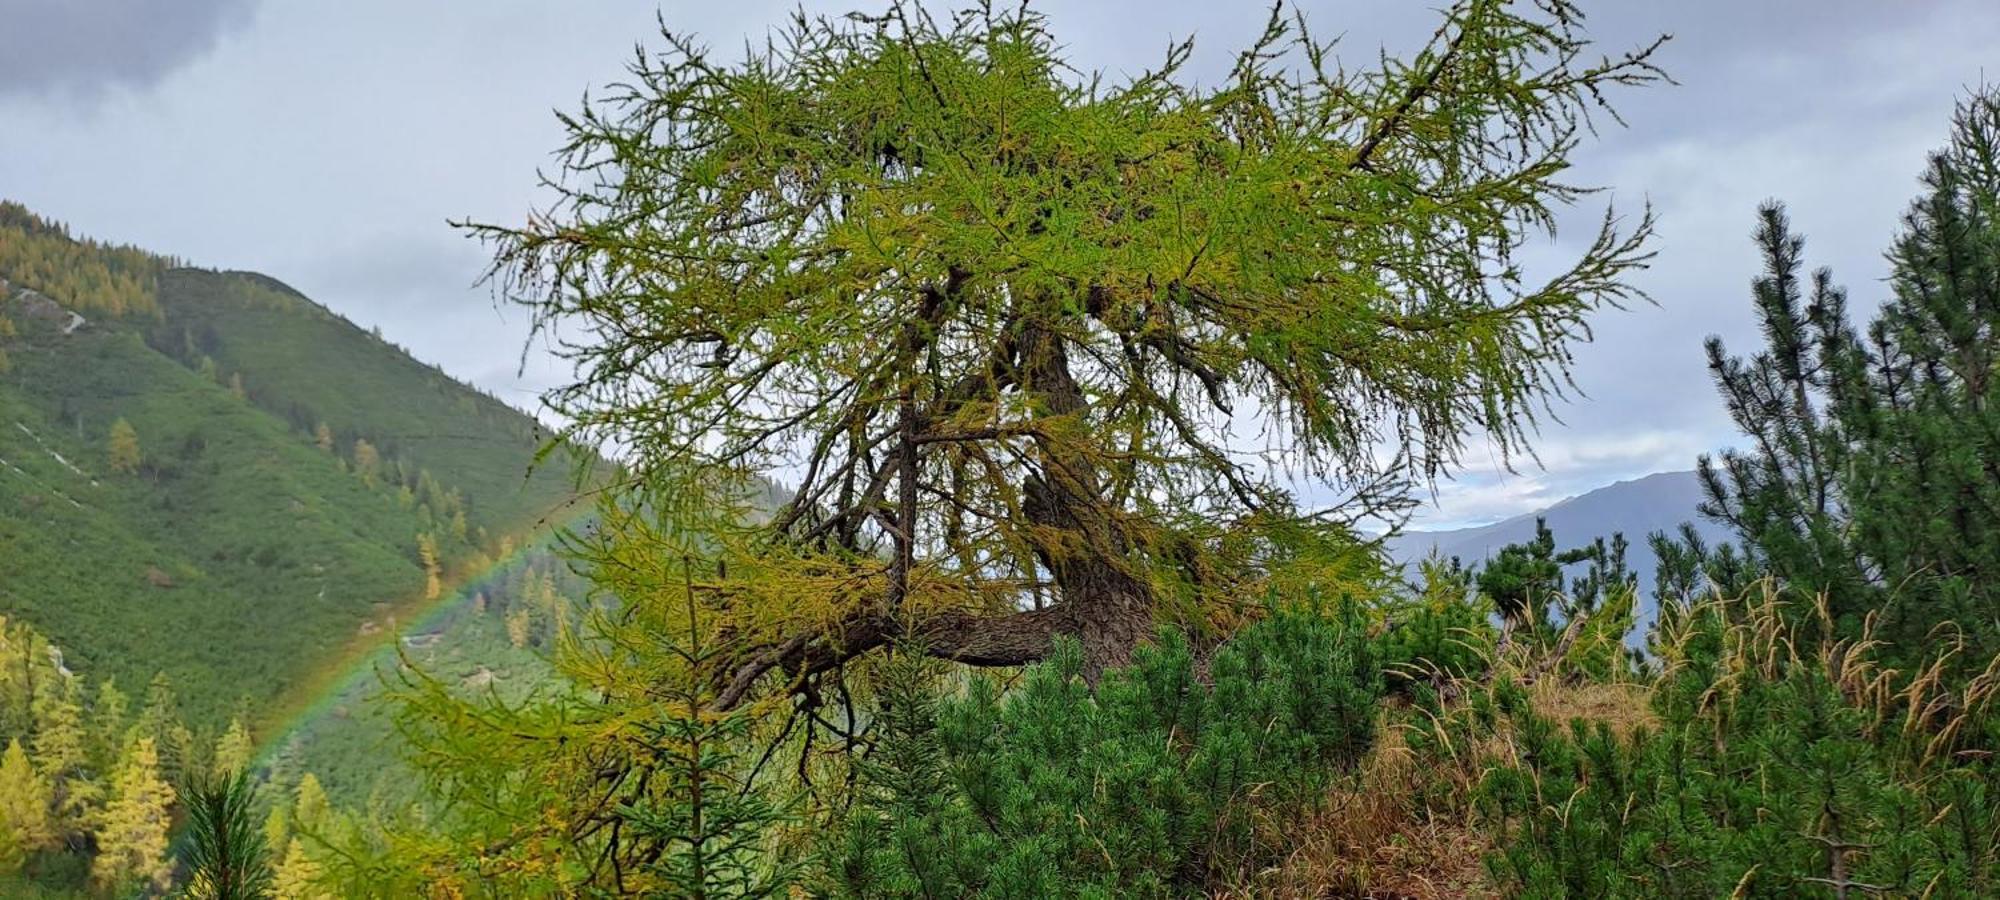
0, 202, 577, 730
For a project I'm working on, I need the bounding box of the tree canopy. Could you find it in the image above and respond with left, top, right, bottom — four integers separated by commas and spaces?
1700, 89, 2000, 656
476, 0, 1664, 701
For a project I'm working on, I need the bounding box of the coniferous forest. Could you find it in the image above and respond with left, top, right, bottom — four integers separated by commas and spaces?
3, 1, 1999, 896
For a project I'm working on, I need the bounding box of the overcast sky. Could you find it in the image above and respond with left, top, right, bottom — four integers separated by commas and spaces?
2, 0, 1994, 528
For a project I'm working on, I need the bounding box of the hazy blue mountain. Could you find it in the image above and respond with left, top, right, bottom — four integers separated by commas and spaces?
1387, 470, 1732, 632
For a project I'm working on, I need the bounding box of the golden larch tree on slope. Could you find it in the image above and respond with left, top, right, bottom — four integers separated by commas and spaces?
351, 438, 380, 486
0, 739, 54, 873
212, 717, 255, 779
91, 737, 174, 894
417, 533, 443, 600
106, 418, 141, 475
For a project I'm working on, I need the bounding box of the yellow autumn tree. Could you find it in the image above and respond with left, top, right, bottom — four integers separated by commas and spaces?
273, 837, 328, 899
417, 533, 443, 600
262, 805, 288, 854
28, 679, 91, 836
92, 737, 174, 894
351, 438, 380, 486
106, 418, 141, 475
0, 203, 163, 319
0, 739, 53, 873
505, 608, 531, 649
293, 772, 329, 834
314, 421, 334, 452
212, 717, 254, 778
228, 371, 247, 400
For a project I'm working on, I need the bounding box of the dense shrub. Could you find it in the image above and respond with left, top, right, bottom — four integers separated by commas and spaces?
1375, 564, 1497, 694
1440, 589, 2000, 897
827, 602, 1382, 898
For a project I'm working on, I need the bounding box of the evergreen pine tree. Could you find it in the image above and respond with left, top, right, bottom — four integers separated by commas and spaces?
133, 672, 189, 787
1475, 518, 1567, 627
1701, 89, 2000, 656
90, 679, 129, 773
179, 771, 275, 900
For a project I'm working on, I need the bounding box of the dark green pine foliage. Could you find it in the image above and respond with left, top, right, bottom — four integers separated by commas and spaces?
615, 580, 800, 900
1644, 523, 1759, 666
829, 602, 1381, 898
1562, 532, 1635, 618
1457, 595, 2000, 897
822, 648, 983, 900
1377, 557, 1497, 694
1474, 517, 1628, 628
1700, 90, 2000, 655
178, 772, 275, 900
1645, 522, 1755, 610
1474, 518, 1633, 619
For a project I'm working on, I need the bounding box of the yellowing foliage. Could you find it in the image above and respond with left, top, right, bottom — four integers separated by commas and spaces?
0, 739, 54, 873
91, 737, 174, 893
0, 202, 162, 319
107, 418, 142, 475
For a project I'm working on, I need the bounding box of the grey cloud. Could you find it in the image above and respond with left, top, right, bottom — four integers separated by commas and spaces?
3, 0, 1995, 530
277, 230, 571, 409
0, 0, 260, 98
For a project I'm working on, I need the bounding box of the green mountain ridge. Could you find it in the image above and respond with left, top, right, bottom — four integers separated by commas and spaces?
0, 201, 578, 732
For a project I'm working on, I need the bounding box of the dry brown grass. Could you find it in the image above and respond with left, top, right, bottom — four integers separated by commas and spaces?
1225, 727, 1495, 899
1227, 675, 1654, 899
1527, 679, 1655, 739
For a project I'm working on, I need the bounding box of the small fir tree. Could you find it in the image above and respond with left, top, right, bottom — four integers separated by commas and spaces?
612, 562, 800, 898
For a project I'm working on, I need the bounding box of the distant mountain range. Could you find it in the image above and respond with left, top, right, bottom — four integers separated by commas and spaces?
1386, 470, 1733, 631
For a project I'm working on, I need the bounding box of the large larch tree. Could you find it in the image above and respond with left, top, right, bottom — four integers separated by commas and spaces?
475, 0, 1665, 702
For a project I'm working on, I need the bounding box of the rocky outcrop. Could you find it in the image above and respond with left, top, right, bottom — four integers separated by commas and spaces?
1, 279, 87, 333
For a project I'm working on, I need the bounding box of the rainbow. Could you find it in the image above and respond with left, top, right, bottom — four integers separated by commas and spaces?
247, 503, 596, 768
